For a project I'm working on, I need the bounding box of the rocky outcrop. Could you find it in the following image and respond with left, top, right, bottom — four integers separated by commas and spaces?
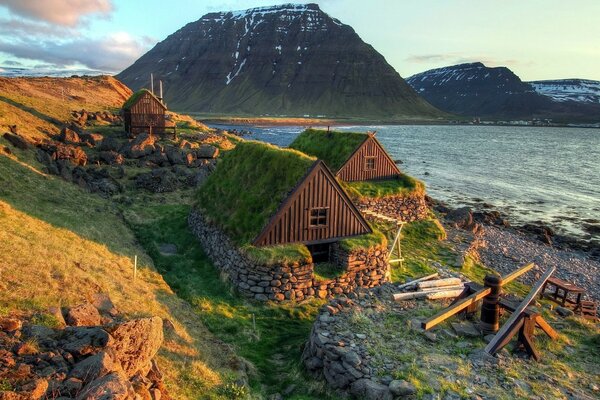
0, 298, 167, 400
2, 133, 30, 150
117, 4, 440, 119
188, 209, 390, 302
120, 133, 157, 158
356, 192, 428, 222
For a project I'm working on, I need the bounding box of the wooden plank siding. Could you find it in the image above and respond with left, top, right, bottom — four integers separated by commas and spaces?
336, 135, 401, 182
124, 91, 167, 134
253, 161, 372, 247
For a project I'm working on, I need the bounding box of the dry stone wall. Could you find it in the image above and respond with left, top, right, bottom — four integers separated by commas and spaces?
356, 192, 428, 222
188, 209, 390, 302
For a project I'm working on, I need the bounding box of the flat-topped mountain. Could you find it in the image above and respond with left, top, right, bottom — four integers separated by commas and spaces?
116, 3, 441, 119
407, 63, 600, 121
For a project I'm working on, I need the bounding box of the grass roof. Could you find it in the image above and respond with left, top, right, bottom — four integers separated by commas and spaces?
342, 173, 425, 199
122, 89, 165, 110
196, 140, 316, 246
288, 129, 367, 172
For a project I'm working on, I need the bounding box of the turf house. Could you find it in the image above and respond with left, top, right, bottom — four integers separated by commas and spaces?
189, 141, 391, 302
289, 129, 429, 221
122, 89, 168, 134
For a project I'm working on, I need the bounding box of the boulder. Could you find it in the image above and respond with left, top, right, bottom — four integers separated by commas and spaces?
121, 133, 156, 158
91, 293, 119, 317
44, 143, 87, 166
105, 317, 163, 378
80, 133, 104, 147
451, 321, 481, 337
99, 137, 121, 152
70, 351, 118, 383
99, 151, 124, 165
20, 378, 48, 400
165, 146, 187, 165
135, 169, 179, 193
196, 144, 219, 159
350, 379, 393, 400
445, 207, 473, 229
65, 303, 102, 327
60, 327, 113, 357
0, 317, 22, 332
389, 379, 416, 396
75, 371, 134, 400
3, 133, 29, 150
59, 127, 81, 144
178, 140, 199, 150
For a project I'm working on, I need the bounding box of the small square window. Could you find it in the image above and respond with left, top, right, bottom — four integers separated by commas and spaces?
364, 156, 376, 171
309, 207, 328, 227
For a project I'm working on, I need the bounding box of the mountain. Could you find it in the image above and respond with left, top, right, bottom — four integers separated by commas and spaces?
406, 63, 600, 121
405, 62, 557, 118
529, 79, 600, 104
116, 3, 441, 119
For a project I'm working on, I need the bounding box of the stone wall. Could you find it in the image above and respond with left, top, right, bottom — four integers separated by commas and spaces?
188, 209, 390, 302
356, 192, 428, 222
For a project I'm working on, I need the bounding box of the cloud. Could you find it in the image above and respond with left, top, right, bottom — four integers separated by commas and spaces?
0, 17, 75, 38
0, 0, 113, 26
1, 60, 23, 66
0, 32, 155, 72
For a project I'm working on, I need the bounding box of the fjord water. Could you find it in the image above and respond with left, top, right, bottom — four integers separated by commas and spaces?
212, 124, 600, 240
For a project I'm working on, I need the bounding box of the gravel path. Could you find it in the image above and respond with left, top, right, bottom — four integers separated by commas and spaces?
477, 225, 600, 303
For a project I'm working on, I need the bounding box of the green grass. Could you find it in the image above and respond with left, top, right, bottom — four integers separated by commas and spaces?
313, 262, 346, 281
242, 243, 311, 266
342, 173, 425, 199
288, 129, 367, 171
196, 141, 316, 247
124, 202, 335, 399
338, 229, 387, 251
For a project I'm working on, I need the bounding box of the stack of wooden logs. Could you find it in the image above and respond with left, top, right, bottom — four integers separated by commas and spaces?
392, 273, 465, 301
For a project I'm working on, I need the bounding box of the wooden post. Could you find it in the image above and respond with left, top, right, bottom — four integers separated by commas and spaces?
480, 274, 502, 334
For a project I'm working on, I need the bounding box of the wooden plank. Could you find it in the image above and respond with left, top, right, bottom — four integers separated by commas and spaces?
534, 315, 558, 340
421, 287, 491, 330
426, 289, 465, 300
418, 278, 462, 290
397, 273, 439, 290
485, 266, 555, 356
392, 285, 465, 301
501, 263, 535, 285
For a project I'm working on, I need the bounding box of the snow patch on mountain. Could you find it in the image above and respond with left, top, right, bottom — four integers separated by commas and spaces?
529, 79, 600, 104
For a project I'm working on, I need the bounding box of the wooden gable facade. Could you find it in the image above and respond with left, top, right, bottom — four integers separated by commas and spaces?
336, 134, 401, 182
253, 160, 372, 247
122, 89, 167, 134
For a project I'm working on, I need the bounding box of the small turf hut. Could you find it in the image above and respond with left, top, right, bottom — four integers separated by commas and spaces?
122, 89, 167, 134
196, 141, 372, 260
289, 129, 401, 182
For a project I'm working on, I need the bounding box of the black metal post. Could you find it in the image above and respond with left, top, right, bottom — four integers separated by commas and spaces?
480, 274, 502, 334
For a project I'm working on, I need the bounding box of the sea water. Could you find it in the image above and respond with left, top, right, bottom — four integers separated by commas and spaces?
208, 124, 600, 240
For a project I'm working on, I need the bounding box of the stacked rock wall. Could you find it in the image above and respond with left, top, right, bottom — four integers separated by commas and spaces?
188, 209, 390, 302
356, 192, 428, 222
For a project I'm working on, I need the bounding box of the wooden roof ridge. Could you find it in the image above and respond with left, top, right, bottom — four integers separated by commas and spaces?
252, 160, 372, 246
122, 88, 167, 110
336, 133, 401, 176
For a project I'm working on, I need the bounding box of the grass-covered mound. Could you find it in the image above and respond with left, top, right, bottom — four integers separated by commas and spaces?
288, 129, 367, 171
342, 173, 426, 199
196, 141, 316, 262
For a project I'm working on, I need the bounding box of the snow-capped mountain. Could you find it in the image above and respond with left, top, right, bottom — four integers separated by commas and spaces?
529, 79, 600, 104
117, 3, 440, 118
407, 63, 600, 121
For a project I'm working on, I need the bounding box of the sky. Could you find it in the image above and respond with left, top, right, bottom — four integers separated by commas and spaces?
0, 0, 599, 80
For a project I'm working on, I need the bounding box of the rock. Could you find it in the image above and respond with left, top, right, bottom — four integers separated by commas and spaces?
105, 317, 163, 378
99, 151, 124, 165
121, 133, 156, 158
165, 146, 187, 165
3, 133, 29, 150
70, 351, 118, 383
350, 379, 393, 400
65, 303, 102, 327
451, 321, 480, 337
23, 325, 56, 347
196, 144, 219, 159
178, 140, 198, 150
59, 377, 83, 397
423, 331, 437, 342
47, 307, 66, 328
135, 169, 179, 193
355, 333, 367, 340
446, 207, 473, 229
75, 371, 134, 400
389, 379, 417, 396
555, 306, 574, 317
158, 243, 177, 256
59, 127, 81, 143
0, 317, 22, 332
99, 137, 121, 152
91, 293, 119, 317
343, 350, 362, 368
79, 133, 104, 147
61, 327, 113, 357
20, 379, 48, 400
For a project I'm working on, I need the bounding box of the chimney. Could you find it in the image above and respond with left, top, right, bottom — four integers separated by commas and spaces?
150, 73, 154, 94
159, 80, 163, 102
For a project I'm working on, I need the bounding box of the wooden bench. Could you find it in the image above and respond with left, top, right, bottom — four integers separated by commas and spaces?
541, 277, 585, 309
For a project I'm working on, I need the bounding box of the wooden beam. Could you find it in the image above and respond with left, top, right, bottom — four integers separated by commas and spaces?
534, 315, 558, 340
421, 287, 491, 330
396, 273, 439, 290
484, 266, 555, 356
501, 263, 535, 285
426, 289, 465, 300
392, 286, 465, 301
418, 278, 462, 290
